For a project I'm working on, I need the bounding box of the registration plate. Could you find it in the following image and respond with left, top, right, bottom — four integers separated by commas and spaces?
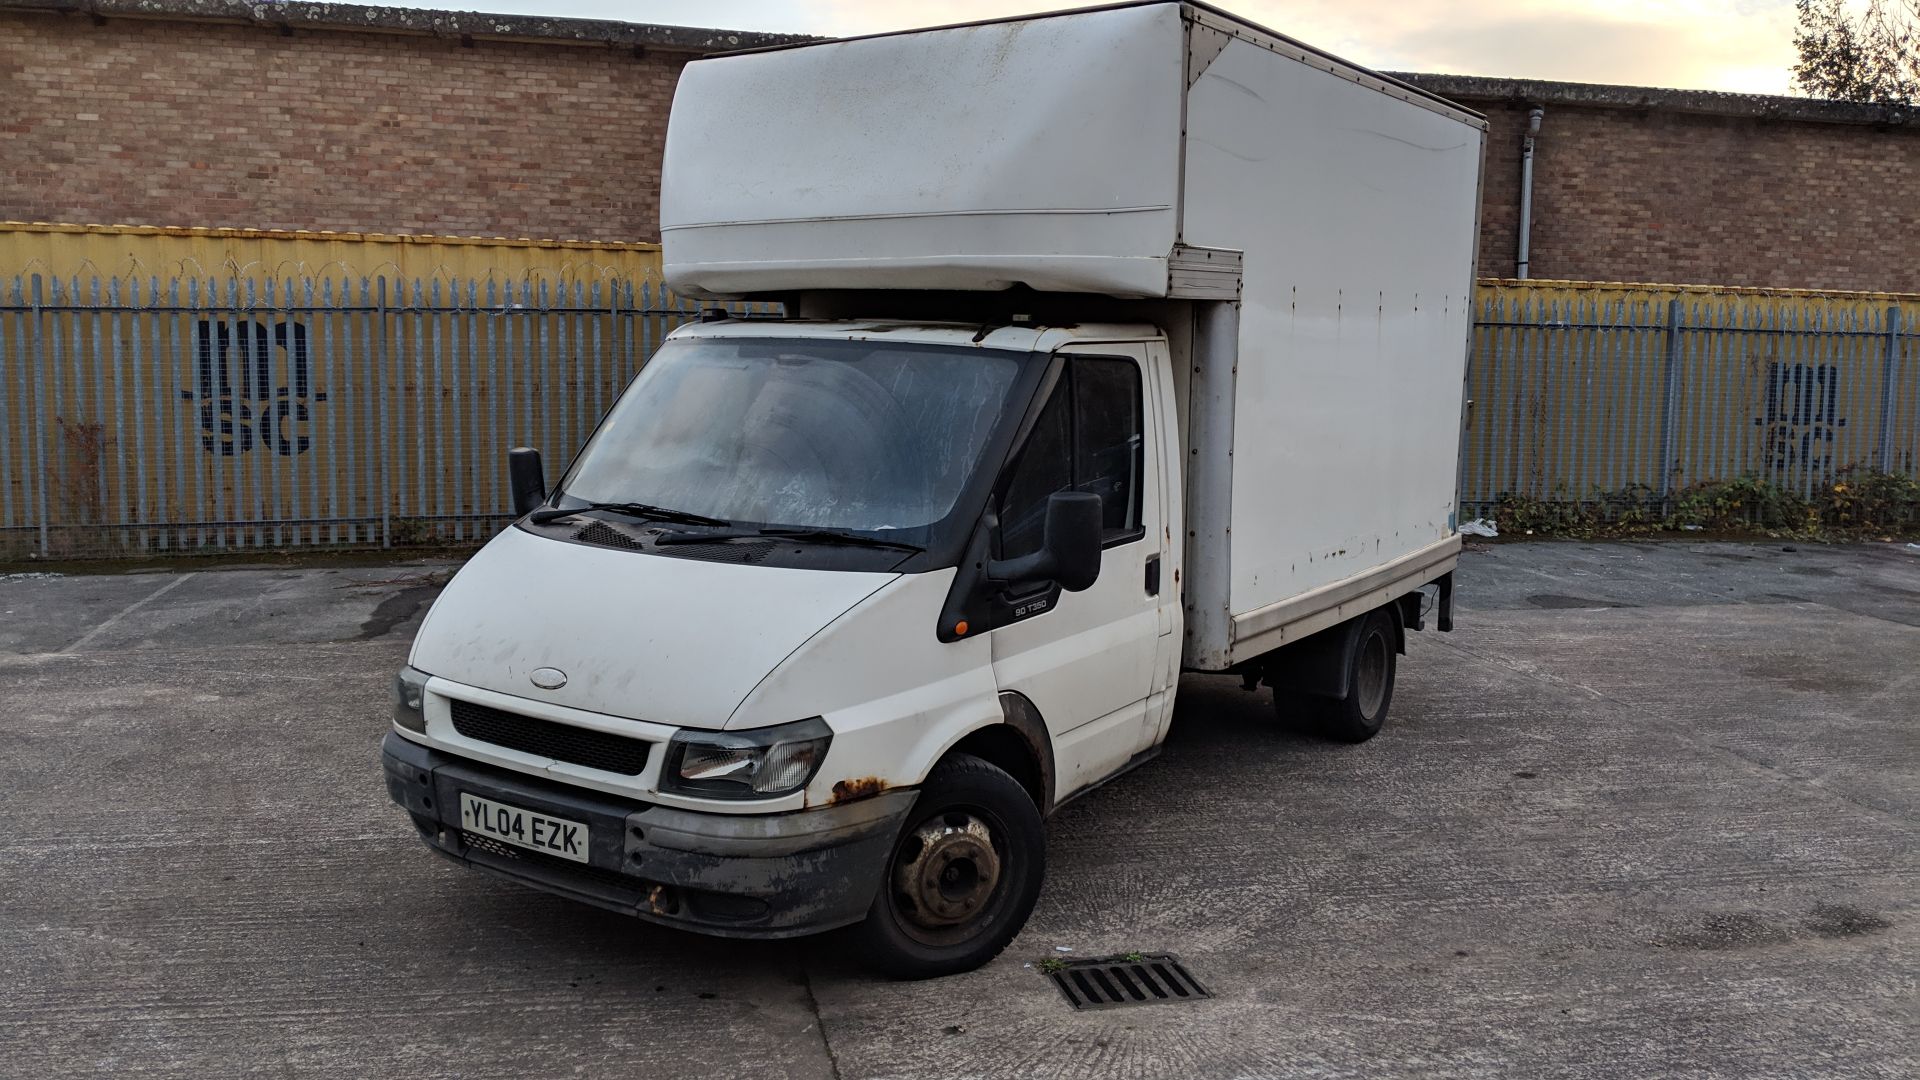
460, 793, 590, 863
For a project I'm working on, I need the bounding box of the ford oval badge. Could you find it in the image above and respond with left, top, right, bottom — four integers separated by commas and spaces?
530, 667, 568, 690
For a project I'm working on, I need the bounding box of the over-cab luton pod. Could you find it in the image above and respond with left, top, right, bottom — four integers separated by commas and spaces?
382, 1, 1485, 977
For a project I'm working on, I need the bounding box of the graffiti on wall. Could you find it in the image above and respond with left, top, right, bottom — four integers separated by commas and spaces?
1758, 362, 1847, 473
180, 320, 328, 456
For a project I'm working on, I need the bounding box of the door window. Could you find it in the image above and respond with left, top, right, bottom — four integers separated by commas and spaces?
997, 356, 1144, 559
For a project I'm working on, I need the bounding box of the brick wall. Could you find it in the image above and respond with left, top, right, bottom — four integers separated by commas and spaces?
1, 10, 690, 242
7, 8, 1920, 291
1464, 100, 1920, 292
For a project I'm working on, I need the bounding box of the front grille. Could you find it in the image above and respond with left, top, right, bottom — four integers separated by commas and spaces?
1044, 955, 1211, 1011
460, 831, 646, 898
448, 699, 651, 775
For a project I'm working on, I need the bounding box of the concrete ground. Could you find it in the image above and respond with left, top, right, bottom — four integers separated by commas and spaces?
2, 542, 1915, 1079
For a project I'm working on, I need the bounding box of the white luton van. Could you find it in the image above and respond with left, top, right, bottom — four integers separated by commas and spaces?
383, 1, 1485, 977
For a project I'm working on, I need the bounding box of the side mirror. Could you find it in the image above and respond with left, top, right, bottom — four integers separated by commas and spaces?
987, 491, 1103, 593
508, 447, 546, 516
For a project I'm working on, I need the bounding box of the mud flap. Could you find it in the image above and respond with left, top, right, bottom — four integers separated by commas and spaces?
1261, 614, 1367, 700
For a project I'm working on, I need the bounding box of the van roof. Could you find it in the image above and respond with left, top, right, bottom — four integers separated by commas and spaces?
668, 318, 1162, 354
705, 1, 1479, 125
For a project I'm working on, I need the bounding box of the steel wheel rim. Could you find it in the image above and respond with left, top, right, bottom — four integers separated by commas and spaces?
887, 806, 1010, 946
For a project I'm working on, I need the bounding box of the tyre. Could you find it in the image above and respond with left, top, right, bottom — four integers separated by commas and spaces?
1300, 607, 1398, 743
853, 752, 1046, 979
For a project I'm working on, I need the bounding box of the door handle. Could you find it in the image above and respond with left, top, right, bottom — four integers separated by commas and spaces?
1144, 555, 1161, 596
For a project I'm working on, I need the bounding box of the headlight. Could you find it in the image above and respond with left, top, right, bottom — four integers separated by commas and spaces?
661, 717, 832, 799
392, 666, 429, 733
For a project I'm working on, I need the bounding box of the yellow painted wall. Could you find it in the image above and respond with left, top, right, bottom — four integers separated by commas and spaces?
0, 221, 663, 287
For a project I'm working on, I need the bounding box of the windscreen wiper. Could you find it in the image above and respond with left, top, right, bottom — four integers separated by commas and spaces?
758, 526, 924, 552
656, 525, 924, 553
530, 501, 731, 527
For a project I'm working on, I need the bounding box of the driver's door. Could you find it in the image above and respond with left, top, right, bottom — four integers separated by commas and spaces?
988, 345, 1167, 801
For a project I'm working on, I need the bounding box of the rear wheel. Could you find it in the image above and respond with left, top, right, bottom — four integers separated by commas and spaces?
1295, 608, 1398, 743
853, 752, 1045, 979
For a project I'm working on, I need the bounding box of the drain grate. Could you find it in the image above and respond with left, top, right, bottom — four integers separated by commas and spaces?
1043, 954, 1210, 1011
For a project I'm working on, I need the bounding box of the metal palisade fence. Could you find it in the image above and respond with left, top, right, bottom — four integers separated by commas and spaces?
1461, 283, 1918, 517
0, 273, 772, 558
2, 273, 1916, 559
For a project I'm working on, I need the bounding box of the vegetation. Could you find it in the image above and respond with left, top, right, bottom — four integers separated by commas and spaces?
1489, 468, 1920, 541
1793, 0, 1920, 104
388, 517, 440, 547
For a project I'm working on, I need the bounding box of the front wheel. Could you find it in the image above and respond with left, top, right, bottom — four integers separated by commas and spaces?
852, 752, 1045, 979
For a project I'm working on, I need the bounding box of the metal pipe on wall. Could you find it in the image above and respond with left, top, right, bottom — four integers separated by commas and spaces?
1516, 106, 1544, 280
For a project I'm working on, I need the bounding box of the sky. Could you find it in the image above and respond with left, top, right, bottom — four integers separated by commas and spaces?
398, 0, 1805, 95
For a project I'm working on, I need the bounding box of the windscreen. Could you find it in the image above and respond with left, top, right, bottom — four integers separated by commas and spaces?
559, 336, 1025, 532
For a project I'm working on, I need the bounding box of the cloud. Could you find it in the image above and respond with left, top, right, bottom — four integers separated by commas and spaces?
1395, 10, 1799, 91
435, 0, 1802, 93
1190, 0, 1800, 94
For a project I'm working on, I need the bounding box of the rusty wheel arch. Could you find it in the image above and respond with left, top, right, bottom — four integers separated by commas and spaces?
938, 693, 1056, 816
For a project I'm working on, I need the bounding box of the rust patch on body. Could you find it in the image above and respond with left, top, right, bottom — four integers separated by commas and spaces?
830, 777, 888, 805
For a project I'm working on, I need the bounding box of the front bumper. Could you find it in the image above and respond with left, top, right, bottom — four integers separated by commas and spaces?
381, 732, 913, 939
